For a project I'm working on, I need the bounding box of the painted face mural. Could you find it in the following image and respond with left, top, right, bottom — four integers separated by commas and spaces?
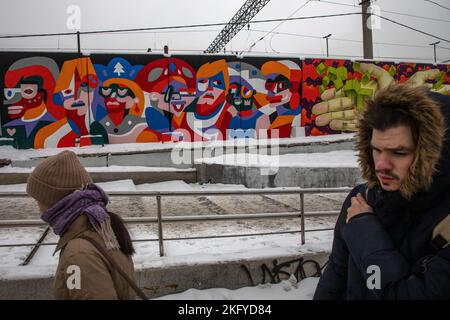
100, 83, 134, 115
225, 61, 270, 139
135, 58, 196, 117
92, 58, 156, 144
100, 78, 143, 125
4, 80, 44, 120
165, 78, 197, 116
4, 57, 60, 121
2, 57, 60, 149
134, 58, 197, 142
227, 61, 267, 112
54, 58, 98, 136
195, 60, 229, 116
261, 60, 301, 112
259, 60, 302, 138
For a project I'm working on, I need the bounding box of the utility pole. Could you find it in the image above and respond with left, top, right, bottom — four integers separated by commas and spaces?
323, 34, 332, 57
430, 41, 440, 64
360, 0, 373, 59
77, 31, 81, 54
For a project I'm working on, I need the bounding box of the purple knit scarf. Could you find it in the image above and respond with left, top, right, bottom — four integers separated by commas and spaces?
42, 184, 119, 250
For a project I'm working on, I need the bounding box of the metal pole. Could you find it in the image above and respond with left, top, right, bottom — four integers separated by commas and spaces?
323, 34, 332, 57
434, 45, 437, 64
85, 55, 91, 130
156, 195, 164, 256
21, 226, 50, 266
361, 0, 373, 59
77, 31, 81, 54
300, 193, 305, 245
430, 41, 440, 64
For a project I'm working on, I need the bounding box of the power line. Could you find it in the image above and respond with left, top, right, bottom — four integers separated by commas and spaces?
0, 12, 363, 39
3, 24, 442, 52
93, 29, 226, 35
1, 29, 439, 52
249, 28, 439, 49
373, 13, 450, 43
424, 0, 450, 11
312, 0, 450, 23
0, 10, 447, 48
0, 47, 207, 53
241, 0, 312, 54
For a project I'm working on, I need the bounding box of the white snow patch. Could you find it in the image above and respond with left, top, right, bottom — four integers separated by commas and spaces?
0, 183, 26, 192
0, 179, 250, 194
135, 181, 248, 192
86, 166, 195, 172
0, 166, 31, 173
1, 229, 332, 270
136, 180, 194, 191
96, 179, 137, 191
196, 150, 358, 168
133, 231, 332, 270
0, 179, 137, 192
0, 226, 47, 267
189, 183, 248, 191
155, 276, 320, 300
0, 165, 195, 174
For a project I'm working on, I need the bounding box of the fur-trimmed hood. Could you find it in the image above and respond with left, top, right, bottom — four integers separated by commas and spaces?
357, 85, 449, 200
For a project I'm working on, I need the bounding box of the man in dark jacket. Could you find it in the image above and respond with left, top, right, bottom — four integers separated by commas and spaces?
314, 84, 450, 299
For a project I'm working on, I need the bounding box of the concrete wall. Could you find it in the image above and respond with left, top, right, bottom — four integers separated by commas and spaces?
196, 163, 363, 188
0, 251, 329, 300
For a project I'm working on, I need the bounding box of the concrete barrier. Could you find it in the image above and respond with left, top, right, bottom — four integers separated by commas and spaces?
10, 135, 355, 169
0, 251, 329, 299
195, 163, 363, 188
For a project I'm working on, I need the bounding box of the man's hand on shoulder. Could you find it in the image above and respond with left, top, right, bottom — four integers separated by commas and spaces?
346, 193, 374, 223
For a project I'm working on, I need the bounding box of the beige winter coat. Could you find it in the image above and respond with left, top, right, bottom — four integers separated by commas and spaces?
53, 214, 136, 300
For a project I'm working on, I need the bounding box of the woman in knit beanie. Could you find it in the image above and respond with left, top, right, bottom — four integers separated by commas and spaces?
27, 150, 138, 300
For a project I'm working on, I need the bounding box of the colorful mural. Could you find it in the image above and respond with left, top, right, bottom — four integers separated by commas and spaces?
302, 58, 449, 136
0, 52, 448, 149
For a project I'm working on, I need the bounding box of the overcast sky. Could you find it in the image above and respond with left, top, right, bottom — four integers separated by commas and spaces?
0, 0, 449, 63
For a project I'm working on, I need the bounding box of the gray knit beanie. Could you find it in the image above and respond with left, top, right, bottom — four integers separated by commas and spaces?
26, 150, 93, 208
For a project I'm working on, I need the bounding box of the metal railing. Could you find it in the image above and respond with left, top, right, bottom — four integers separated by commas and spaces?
0, 187, 351, 258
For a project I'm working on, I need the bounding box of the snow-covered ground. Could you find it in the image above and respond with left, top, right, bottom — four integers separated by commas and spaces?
0, 135, 352, 299
195, 150, 358, 168
0, 180, 335, 299
0, 165, 196, 173
155, 276, 320, 300
0, 228, 328, 299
